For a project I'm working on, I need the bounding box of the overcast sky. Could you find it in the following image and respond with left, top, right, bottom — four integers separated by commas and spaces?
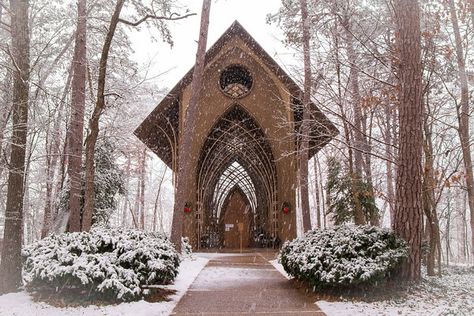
128, 0, 298, 91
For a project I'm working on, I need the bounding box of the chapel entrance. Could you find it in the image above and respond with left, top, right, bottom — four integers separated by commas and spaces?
221, 188, 251, 248
196, 105, 276, 249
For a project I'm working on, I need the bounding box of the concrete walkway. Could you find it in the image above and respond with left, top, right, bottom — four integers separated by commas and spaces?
171, 251, 325, 315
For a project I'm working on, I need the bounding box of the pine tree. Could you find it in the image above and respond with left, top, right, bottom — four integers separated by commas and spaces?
0, 0, 30, 294
393, 0, 424, 281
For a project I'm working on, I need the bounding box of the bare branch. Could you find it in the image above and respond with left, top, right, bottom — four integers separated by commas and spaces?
118, 12, 196, 27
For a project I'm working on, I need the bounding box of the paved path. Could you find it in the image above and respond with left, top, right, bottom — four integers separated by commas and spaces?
171, 251, 325, 316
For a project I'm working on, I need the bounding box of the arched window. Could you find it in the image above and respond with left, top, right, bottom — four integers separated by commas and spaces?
212, 161, 257, 219
219, 65, 253, 98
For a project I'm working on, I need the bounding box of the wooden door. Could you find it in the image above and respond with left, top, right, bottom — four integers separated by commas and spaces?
222, 189, 251, 248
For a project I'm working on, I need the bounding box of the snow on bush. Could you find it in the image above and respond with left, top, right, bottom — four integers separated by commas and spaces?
181, 237, 192, 257
22, 228, 180, 301
280, 225, 408, 287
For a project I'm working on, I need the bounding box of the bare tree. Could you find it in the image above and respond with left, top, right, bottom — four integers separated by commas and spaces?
80, 1, 195, 232
0, 0, 30, 294
82, 0, 125, 231
448, 0, 474, 260
41, 62, 73, 238
340, 8, 366, 226
170, 0, 211, 250
393, 0, 423, 280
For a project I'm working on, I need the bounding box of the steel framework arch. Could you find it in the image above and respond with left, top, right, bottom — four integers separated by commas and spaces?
196, 104, 277, 248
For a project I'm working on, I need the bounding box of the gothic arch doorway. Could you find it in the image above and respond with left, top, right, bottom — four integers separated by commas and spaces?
221, 187, 252, 249
196, 104, 277, 248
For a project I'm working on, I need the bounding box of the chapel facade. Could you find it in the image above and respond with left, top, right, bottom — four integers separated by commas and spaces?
135, 21, 337, 249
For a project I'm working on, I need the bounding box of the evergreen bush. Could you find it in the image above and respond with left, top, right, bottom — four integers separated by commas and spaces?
22, 228, 180, 301
326, 156, 379, 224
280, 225, 408, 287
181, 236, 193, 256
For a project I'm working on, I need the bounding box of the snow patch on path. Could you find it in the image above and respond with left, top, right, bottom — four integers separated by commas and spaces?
0, 256, 208, 316
269, 259, 292, 280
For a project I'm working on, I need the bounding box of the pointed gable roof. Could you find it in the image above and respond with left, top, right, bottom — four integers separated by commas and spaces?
134, 21, 337, 168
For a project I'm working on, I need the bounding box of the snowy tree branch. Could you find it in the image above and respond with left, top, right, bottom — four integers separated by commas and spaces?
118, 12, 196, 27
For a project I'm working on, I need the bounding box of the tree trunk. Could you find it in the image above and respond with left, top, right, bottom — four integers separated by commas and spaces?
318, 158, 327, 229
468, 0, 474, 29
0, 67, 12, 180
384, 103, 395, 228
445, 195, 452, 266
153, 167, 167, 232
393, 0, 423, 281
41, 63, 73, 237
122, 154, 131, 226
333, 17, 363, 227
313, 157, 321, 229
0, 0, 30, 294
41, 131, 54, 238
67, 0, 87, 232
363, 112, 378, 226
133, 166, 141, 228
49, 66, 75, 234
449, 0, 474, 261
299, 0, 312, 232
422, 140, 440, 276
139, 147, 146, 229
462, 199, 469, 262
170, 0, 211, 250
82, 0, 125, 231
341, 12, 367, 226
332, 15, 363, 227
422, 52, 443, 275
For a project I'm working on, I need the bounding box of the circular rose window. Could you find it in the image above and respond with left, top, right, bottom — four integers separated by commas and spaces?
219, 65, 253, 99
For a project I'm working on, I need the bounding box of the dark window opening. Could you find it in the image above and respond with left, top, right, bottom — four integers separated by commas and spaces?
219, 65, 253, 98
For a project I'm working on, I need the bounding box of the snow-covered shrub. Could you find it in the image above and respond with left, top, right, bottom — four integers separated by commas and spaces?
181, 237, 192, 257
280, 225, 408, 287
22, 228, 180, 301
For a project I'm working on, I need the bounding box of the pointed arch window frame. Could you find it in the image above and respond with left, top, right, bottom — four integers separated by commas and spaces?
212, 161, 257, 219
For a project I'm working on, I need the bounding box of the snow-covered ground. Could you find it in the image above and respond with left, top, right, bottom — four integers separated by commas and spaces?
271, 259, 474, 316
318, 266, 474, 316
3, 253, 472, 316
0, 256, 208, 316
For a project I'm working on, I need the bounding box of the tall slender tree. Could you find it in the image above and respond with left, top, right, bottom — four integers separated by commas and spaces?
66, 0, 87, 232
139, 147, 147, 229
0, 0, 31, 294
79, 1, 195, 232
340, 6, 370, 226
299, 0, 312, 232
313, 157, 321, 229
170, 0, 211, 250
82, 0, 125, 231
448, 0, 474, 260
393, 0, 423, 280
